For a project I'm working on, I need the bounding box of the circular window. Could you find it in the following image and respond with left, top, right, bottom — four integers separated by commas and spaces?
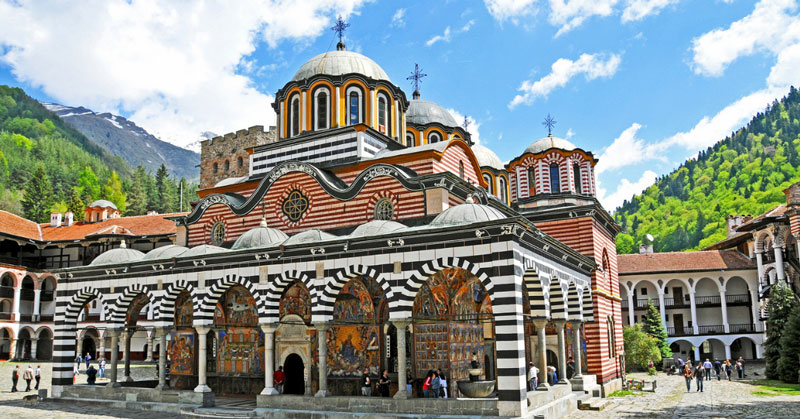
210, 221, 225, 246
282, 189, 309, 222
374, 198, 394, 221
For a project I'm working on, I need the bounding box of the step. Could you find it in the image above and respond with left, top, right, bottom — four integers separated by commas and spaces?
54, 396, 186, 414
530, 392, 577, 419
577, 397, 610, 411
181, 407, 256, 418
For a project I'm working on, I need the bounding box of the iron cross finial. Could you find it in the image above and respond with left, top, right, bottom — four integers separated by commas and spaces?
331, 16, 350, 44
462, 116, 471, 131
542, 114, 557, 135
406, 63, 428, 96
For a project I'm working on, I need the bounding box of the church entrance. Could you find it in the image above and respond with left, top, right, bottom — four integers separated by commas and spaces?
284, 353, 305, 395
81, 337, 96, 359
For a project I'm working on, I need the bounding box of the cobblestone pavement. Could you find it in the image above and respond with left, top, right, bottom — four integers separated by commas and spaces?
0, 361, 180, 418
568, 371, 800, 418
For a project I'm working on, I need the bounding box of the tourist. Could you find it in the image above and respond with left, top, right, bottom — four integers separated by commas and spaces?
737, 356, 746, 378
361, 368, 372, 397
437, 369, 448, 398
713, 358, 721, 380
35, 365, 41, 390
422, 370, 433, 398
87, 364, 97, 385
567, 357, 575, 379
99, 358, 106, 378
683, 362, 693, 392
11, 365, 20, 392
273, 366, 285, 394
379, 370, 390, 397
85, 352, 92, 370
430, 371, 441, 398
547, 366, 556, 386
528, 362, 538, 391
736, 360, 743, 379
76, 354, 83, 374
725, 360, 732, 381
23, 365, 33, 391
694, 363, 704, 392
406, 370, 413, 396
703, 359, 713, 381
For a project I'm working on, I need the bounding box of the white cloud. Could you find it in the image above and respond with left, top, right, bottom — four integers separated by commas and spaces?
548, 0, 618, 37
391, 8, 406, 27
565, 128, 574, 138
597, 170, 658, 210
621, 0, 680, 22
426, 27, 452, 46
0, 0, 370, 149
483, 0, 539, 22
596, 123, 666, 174
446, 108, 481, 145
461, 19, 476, 32
509, 52, 621, 108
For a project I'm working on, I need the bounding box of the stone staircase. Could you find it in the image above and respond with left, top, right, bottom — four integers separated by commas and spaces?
570, 375, 609, 412
527, 383, 577, 419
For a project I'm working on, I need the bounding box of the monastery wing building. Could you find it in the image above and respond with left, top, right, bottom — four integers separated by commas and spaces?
49, 41, 623, 418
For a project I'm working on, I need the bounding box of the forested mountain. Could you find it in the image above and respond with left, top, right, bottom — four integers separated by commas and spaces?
42, 102, 199, 181
0, 85, 196, 222
615, 87, 800, 254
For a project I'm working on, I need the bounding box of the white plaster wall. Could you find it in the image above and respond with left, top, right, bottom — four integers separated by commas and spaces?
694, 278, 719, 297
695, 307, 724, 326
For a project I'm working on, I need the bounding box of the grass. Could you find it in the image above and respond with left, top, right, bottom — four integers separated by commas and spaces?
609, 389, 644, 398
750, 379, 800, 397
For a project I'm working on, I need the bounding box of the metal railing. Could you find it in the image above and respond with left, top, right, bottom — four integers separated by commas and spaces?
0, 312, 11, 320
39, 314, 54, 322
698, 325, 725, 334
729, 323, 757, 333
694, 295, 721, 305
666, 326, 696, 337
725, 294, 750, 304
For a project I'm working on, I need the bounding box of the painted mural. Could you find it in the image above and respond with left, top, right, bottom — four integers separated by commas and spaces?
169, 330, 195, 376
279, 282, 311, 323
328, 276, 383, 377
174, 291, 193, 328
125, 294, 149, 326
412, 268, 488, 320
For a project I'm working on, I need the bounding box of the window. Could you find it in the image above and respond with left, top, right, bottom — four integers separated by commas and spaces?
549, 163, 560, 193
405, 132, 415, 147
641, 288, 648, 296
666, 314, 670, 321
314, 88, 329, 130
377, 94, 389, 134
374, 198, 394, 220
212, 162, 218, 174
210, 221, 225, 246
498, 176, 508, 204
528, 166, 536, 195
459, 161, 464, 179
290, 94, 300, 137
428, 131, 442, 144
282, 189, 309, 222
224, 160, 230, 172
237, 157, 243, 168
607, 317, 616, 358
573, 164, 582, 194
346, 86, 363, 125
483, 174, 493, 194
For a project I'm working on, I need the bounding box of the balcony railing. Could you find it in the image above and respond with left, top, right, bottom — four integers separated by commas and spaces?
0, 311, 11, 320
725, 294, 750, 304
18, 314, 33, 322
39, 314, 54, 322
698, 325, 725, 334
694, 295, 721, 306
729, 323, 758, 333
666, 326, 696, 336
667, 323, 759, 336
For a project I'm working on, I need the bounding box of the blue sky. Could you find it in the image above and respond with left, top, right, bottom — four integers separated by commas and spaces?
0, 1, 797, 211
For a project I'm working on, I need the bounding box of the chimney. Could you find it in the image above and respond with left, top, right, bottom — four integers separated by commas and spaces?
784, 182, 800, 207
64, 211, 74, 227
726, 215, 752, 237
50, 212, 62, 228
639, 243, 653, 254
146, 210, 159, 216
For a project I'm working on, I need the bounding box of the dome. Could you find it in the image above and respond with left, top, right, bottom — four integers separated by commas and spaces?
406, 100, 459, 127
350, 220, 406, 238
292, 50, 390, 82
524, 134, 576, 155
142, 245, 188, 261
430, 199, 507, 227
181, 244, 229, 258
283, 229, 338, 246
88, 199, 118, 210
231, 219, 289, 250
89, 245, 144, 266
472, 145, 504, 170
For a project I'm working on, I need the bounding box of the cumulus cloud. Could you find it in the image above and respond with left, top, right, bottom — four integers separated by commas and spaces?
446, 108, 481, 145
391, 8, 406, 27
509, 52, 621, 108
0, 0, 370, 149
548, 0, 617, 37
596, 123, 666, 174
597, 170, 658, 211
426, 19, 475, 47
621, 0, 680, 22
483, 0, 539, 22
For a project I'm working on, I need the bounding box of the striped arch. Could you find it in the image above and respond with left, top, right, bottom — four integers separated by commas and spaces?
396, 257, 491, 317
53, 286, 107, 386
318, 264, 393, 321
109, 283, 155, 327
155, 280, 197, 324
197, 274, 266, 324
523, 267, 548, 318
582, 287, 595, 322
566, 281, 582, 320
548, 277, 568, 319
265, 270, 317, 322
65, 286, 108, 323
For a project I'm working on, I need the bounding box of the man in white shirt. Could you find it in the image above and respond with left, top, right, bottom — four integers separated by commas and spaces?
703, 359, 713, 381
528, 362, 539, 391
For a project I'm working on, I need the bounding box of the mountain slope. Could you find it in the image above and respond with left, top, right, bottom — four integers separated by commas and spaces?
614, 87, 800, 253
42, 102, 199, 181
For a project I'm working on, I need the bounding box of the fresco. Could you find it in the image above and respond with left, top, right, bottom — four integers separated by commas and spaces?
328, 276, 383, 377
126, 294, 149, 326
214, 285, 259, 327
280, 282, 311, 323
174, 291, 193, 328
211, 285, 264, 395
169, 330, 195, 376
217, 327, 264, 375
334, 279, 374, 322
413, 268, 486, 320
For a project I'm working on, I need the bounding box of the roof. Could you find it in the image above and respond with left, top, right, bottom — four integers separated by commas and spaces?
32, 213, 186, 242
292, 50, 390, 82
703, 231, 751, 251
733, 204, 788, 232
406, 99, 459, 127
472, 144, 504, 170
430, 202, 506, 227
88, 199, 118, 210
618, 250, 755, 275
0, 211, 42, 241
525, 134, 576, 155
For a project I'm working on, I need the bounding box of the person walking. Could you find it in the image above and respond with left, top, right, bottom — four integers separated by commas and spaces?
23, 365, 33, 391
99, 358, 106, 378
422, 370, 432, 398
437, 369, 448, 398
695, 363, 705, 392
736, 360, 743, 379
406, 370, 413, 396
568, 357, 576, 380
430, 371, 441, 398
683, 362, 693, 392
703, 359, 713, 381
87, 364, 97, 385
725, 360, 732, 381
738, 356, 746, 378
528, 362, 539, 391
379, 370, 390, 397
713, 358, 721, 380
11, 365, 20, 392
361, 368, 372, 397
273, 366, 285, 394
76, 354, 83, 374
34, 365, 41, 390
85, 352, 92, 370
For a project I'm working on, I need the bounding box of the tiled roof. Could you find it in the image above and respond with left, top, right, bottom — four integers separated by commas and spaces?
0, 211, 42, 241
618, 250, 755, 275
735, 204, 788, 231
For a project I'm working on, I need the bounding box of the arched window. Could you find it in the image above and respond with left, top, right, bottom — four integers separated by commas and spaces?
377, 93, 389, 134
289, 94, 300, 138
428, 131, 442, 144
549, 163, 560, 193
483, 174, 493, 194
314, 88, 330, 130
212, 162, 218, 174
528, 166, 536, 195
498, 176, 508, 204
224, 160, 230, 172
237, 156, 243, 168
346, 86, 363, 125
573, 163, 582, 194
405, 132, 415, 147
607, 316, 616, 358
459, 161, 464, 179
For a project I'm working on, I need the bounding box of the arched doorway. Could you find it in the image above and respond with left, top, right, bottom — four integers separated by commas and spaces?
731, 337, 757, 360
36, 328, 53, 360
17, 328, 33, 359
284, 353, 305, 395
547, 349, 558, 370
82, 337, 97, 359
0, 327, 13, 359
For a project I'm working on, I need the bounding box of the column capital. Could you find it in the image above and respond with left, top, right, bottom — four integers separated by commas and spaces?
314, 322, 332, 332
390, 319, 411, 330
533, 318, 548, 329
154, 326, 171, 336
260, 323, 278, 334
553, 319, 567, 329
194, 325, 211, 334
569, 320, 583, 327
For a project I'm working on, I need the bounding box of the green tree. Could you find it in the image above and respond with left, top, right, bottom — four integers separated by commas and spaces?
641, 299, 672, 359
765, 283, 798, 379
616, 233, 635, 254
127, 165, 149, 216
155, 164, 176, 213
22, 165, 53, 223
67, 187, 84, 221
623, 324, 662, 371
778, 305, 800, 383
102, 171, 126, 213
78, 166, 101, 202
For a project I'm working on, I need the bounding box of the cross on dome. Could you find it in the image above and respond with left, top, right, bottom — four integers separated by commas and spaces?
462, 116, 471, 131
331, 15, 350, 51
407, 63, 427, 100
542, 113, 557, 136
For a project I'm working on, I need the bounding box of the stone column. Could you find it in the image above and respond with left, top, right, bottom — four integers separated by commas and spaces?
32, 289, 41, 321
689, 291, 699, 335
720, 290, 730, 333
315, 322, 331, 397
657, 290, 667, 329
155, 327, 169, 390
99, 334, 106, 362
774, 245, 786, 281
554, 320, 568, 384
194, 326, 211, 393
260, 324, 278, 395
756, 343, 764, 359
755, 251, 764, 291
571, 322, 582, 378
31, 338, 38, 361
145, 331, 154, 362
107, 329, 120, 388
693, 345, 700, 362
534, 320, 549, 391
392, 320, 410, 399
724, 344, 732, 360
123, 329, 133, 382
626, 293, 635, 326
11, 286, 20, 320
8, 338, 17, 361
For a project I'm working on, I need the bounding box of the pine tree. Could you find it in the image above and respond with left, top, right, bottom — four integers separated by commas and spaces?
102, 171, 126, 213
765, 283, 798, 379
641, 299, 671, 359
66, 187, 84, 221
155, 164, 175, 214
22, 165, 53, 223
127, 166, 148, 216
778, 305, 800, 383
